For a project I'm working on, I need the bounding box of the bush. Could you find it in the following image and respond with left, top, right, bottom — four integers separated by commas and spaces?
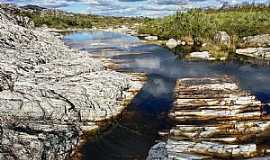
139, 5, 270, 40
17, 10, 143, 29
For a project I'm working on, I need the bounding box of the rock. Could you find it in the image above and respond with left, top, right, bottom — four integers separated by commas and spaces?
166, 38, 178, 49
236, 47, 270, 60
144, 35, 158, 41
189, 51, 211, 60
220, 56, 227, 61
202, 43, 207, 47
181, 41, 186, 46
0, 8, 144, 160
241, 34, 270, 47
15, 15, 35, 28
165, 140, 257, 159
148, 76, 270, 159
146, 142, 168, 160
214, 31, 231, 46
0, 4, 35, 28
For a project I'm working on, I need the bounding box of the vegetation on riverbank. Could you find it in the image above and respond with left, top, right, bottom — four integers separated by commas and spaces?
139, 4, 270, 40
2, 3, 269, 60
0, 3, 143, 29
139, 4, 270, 59
17, 11, 143, 29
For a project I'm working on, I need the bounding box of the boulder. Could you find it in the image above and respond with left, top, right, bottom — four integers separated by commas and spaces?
166, 38, 178, 49
214, 31, 231, 46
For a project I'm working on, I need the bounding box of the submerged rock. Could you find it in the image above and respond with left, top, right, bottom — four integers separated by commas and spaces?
0, 8, 144, 160
147, 76, 270, 160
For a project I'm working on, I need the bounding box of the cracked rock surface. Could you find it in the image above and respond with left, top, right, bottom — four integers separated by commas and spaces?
0, 8, 143, 160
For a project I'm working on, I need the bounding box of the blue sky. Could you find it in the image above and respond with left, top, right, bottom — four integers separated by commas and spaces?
1, 0, 270, 17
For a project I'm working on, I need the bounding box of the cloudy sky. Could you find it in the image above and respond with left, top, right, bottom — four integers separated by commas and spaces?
1, 0, 269, 17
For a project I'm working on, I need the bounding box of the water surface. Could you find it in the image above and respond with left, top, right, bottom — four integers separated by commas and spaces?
64, 31, 270, 160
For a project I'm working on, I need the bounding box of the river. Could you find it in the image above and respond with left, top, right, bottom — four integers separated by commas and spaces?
64, 31, 270, 160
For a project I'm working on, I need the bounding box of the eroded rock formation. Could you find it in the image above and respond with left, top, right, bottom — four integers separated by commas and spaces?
148, 76, 270, 159
0, 8, 144, 160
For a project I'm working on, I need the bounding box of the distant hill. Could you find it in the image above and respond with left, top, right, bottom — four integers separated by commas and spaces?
20, 5, 46, 11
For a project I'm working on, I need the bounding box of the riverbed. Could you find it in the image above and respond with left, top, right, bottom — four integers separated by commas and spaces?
64, 31, 270, 160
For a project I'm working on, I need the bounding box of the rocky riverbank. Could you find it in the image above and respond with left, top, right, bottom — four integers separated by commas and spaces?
0, 8, 144, 160
147, 76, 270, 159
139, 32, 270, 63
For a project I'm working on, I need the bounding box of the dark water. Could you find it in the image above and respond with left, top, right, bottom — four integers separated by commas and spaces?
64, 31, 270, 160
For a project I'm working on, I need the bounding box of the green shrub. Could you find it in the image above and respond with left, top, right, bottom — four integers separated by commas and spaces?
17, 10, 143, 29
139, 5, 270, 40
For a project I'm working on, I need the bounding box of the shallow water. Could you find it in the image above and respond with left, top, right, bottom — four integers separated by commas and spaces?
64, 31, 270, 160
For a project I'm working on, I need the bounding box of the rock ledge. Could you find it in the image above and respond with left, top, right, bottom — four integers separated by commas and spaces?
0, 8, 144, 160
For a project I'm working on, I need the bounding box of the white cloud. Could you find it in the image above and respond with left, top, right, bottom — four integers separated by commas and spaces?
1, 0, 270, 17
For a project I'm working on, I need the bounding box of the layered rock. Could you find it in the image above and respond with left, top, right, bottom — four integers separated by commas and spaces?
0, 8, 144, 160
236, 47, 270, 60
148, 76, 270, 159
235, 34, 270, 62
240, 34, 270, 48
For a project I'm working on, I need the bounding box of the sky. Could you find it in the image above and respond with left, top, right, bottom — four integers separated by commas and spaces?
1, 0, 270, 17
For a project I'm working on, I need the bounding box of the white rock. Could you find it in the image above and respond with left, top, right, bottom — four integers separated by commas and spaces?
144, 35, 158, 41
189, 51, 210, 60
181, 41, 186, 46
166, 38, 178, 49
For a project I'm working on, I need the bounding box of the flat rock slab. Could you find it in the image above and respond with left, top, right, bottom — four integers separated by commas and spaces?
148, 76, 270, 159
236, 48, 270, 60
188, 51, 212, 60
